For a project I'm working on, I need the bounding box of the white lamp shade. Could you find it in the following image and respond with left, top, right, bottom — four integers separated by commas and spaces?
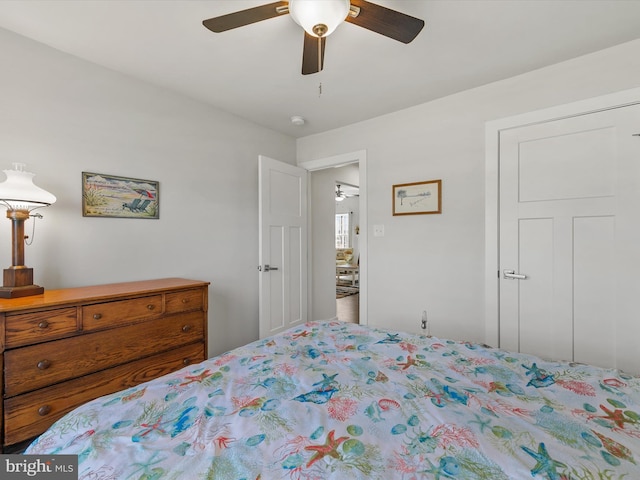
0, 164, 56, 210
289, 0, 350, 37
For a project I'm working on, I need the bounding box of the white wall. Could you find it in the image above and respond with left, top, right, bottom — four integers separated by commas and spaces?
309, 168, 339, 321
0, 28, 297, 357
297, 39, 640, 343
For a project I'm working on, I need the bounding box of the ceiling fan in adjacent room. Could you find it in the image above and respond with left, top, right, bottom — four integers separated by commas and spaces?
336, 184, 358, 201
203, 0, 425, 75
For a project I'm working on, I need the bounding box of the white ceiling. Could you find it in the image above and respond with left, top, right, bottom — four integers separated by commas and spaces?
1, 1, 640, 138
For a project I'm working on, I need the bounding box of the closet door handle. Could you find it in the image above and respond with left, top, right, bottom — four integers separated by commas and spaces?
503, 270, 527, 280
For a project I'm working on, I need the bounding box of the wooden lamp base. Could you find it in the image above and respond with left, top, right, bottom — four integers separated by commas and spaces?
0, 267, 44, 298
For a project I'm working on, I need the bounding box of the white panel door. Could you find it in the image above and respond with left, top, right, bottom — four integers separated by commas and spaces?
499, 104, 640, 369
258, 155, 308, 338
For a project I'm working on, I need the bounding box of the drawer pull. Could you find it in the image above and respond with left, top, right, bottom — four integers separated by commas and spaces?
147, 304, 155, 310
37, 359, 52, 370
181, 325, 191, 333
183, 358, 191, 366
38, 405, 52, 416
181, 298, 189, 304
38, 320, 50, 329
93, 313, 102, 320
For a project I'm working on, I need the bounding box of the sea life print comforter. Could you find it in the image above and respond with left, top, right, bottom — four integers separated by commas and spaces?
26, 321, 640, 479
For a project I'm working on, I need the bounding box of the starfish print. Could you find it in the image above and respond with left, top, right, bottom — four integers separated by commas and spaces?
129, 451, 165, 479
313, 373, 338, 390
293, 330, 311, 339
597, 404, 635, 429
137, 416, 169, 439
469, 414, 491, 433
425, 389, 446, 406
179, 369, 214, 386
521, 442, 566, 480
377, 333, 401, 344
305, 430, 349, 467
398, 355, 418, 370
522, 363, 555, 388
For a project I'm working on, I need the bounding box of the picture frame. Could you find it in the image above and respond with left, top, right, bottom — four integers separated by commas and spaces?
392, 179, 441, 216
82, 172, 159, 219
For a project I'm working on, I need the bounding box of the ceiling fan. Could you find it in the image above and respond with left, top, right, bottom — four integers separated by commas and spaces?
336, 184, 358, 201
203, 0, 425, 75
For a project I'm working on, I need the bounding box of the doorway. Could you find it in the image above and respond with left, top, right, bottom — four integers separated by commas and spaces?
335, 178, 360, 323
299, 150, 368, 326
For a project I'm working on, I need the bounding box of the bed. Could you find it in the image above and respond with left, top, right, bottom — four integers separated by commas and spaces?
26, 321, 640, 479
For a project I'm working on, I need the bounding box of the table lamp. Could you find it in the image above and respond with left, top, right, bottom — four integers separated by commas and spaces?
0, 163, 56, 298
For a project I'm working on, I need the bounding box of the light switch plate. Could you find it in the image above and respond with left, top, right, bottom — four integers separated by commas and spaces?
373, 225, 385, 237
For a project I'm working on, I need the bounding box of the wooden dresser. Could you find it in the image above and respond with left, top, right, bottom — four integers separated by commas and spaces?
0, 277, 209, 452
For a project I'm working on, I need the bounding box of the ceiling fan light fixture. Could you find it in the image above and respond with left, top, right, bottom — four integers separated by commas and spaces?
288, 0, 350, 37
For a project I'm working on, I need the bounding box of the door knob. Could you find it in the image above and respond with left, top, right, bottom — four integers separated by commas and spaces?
503, 270, 527, 280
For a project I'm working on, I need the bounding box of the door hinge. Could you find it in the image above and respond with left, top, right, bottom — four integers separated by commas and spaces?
258, 264, 279, 272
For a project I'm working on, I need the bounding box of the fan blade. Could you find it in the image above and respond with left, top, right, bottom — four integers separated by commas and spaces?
345, 0, 424, 44
302, 32, 326, 75
203, 1, 288, 33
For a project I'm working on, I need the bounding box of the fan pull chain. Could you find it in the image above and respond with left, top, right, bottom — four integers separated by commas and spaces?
318, 36, 323, 98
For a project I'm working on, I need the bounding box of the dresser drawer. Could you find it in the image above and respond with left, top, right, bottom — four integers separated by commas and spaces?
82, 294, 163, 331
4, 342, 205, 446
5, 311, 205, 397
4, 307, 78, 348
165, 288, 204, 314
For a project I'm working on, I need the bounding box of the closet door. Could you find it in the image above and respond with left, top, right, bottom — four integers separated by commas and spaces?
499, 103, 640, 369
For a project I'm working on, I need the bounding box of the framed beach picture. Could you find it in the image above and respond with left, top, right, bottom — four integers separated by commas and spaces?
82, 172, 159, 219
392, 179, 441, 216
